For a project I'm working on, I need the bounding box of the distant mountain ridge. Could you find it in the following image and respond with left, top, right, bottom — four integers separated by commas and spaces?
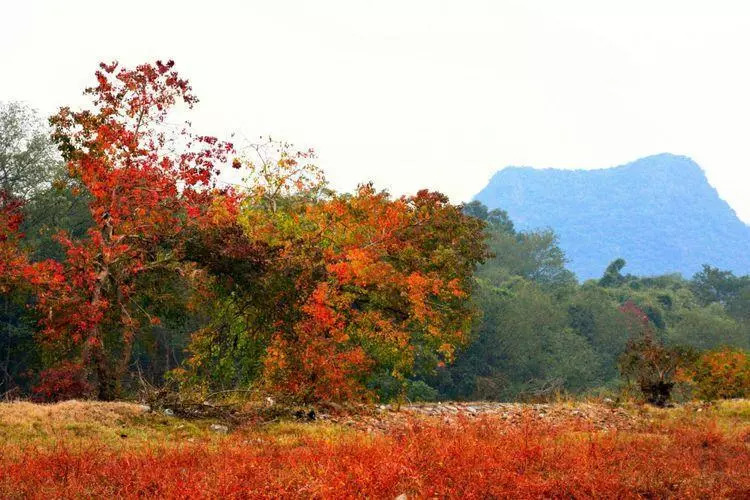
474, 153, 750, 280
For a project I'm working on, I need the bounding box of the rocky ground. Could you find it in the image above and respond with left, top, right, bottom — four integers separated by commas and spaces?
316, 400, 644, 433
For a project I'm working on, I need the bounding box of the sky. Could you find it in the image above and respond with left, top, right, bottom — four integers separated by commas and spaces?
2, 0, 749, 223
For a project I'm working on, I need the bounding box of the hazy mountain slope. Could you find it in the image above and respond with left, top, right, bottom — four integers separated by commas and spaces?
474, 153, 750, 280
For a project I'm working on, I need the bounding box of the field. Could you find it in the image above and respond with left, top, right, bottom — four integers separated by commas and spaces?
0, 400, 749, 498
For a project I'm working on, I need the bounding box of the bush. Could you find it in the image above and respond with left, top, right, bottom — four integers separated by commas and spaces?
690, 348, 750, 401
406, 380, 438, 402
32, 361, 92, 402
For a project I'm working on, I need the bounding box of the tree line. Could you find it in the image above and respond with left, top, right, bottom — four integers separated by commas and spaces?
1, 61, 748, 405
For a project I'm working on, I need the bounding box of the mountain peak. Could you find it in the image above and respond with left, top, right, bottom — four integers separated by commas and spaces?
475, 154, 750, 280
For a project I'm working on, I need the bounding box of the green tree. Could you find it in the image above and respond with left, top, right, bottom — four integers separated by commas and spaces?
599, 258, 627, 287
0, 102, 58, 201
691, 265, 747, 306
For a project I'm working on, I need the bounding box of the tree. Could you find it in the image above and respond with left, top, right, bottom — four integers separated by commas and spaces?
0, 189, 66, 395
463, 200, 514, 234
618, 301, 691, 405
599, 258, 627, 287
668, 305, 747, 351
0, 193, 29, 295
0, 102, 66, 393
183, 156, 488, 402
566, 285, 630, 384
0, 102, 58, 201
691, 265, 745, 306
251, 183, 488, 402
40, 60, 234, 399
437, 278, 598, 400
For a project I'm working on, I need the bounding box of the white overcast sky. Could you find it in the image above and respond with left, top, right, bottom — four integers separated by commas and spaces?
2, 0, 749, 223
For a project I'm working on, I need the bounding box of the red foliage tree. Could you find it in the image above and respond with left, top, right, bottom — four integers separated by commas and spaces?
0, 191, 64, 300
43, 61, 234, 399
0, 192, 28, 294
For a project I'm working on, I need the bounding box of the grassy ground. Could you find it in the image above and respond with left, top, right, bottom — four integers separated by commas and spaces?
0, 399, 748, 498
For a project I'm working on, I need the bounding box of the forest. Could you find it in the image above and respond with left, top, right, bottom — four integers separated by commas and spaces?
2, 61, 749, 408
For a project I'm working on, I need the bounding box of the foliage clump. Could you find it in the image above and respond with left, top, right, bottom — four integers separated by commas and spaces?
686, 347, 750, 401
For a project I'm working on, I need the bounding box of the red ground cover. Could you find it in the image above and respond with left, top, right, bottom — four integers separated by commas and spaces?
1, 416, 748, 498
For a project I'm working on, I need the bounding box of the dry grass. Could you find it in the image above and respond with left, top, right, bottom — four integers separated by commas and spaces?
0, 400, 146, 427
0, 400, 223, 454
0, 399, 748, 498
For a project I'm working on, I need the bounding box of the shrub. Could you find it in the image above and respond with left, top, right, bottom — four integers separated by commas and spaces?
619, 333, 693, 406
690, 348, 750, 400
406, 380, 438, 402
32, 361, 92, 402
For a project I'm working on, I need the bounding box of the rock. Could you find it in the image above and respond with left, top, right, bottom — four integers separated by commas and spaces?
163, 408, 174, 416
138, 404, 151, 413
210, 424, 229, 434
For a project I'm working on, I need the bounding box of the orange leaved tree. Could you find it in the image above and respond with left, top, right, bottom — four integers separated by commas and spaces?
219, 151, 489, 401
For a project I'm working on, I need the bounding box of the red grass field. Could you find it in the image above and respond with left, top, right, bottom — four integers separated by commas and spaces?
0, 401, 748, 498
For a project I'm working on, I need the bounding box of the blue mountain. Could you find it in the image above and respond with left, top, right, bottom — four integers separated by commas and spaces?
474, 153, 750, 280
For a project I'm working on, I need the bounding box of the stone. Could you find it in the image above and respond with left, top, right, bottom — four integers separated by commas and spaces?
210, 424, 229, 434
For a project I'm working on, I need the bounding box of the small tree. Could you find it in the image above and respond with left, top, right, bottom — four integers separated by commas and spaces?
40, 60, 234, 399
618, 300, 690, 406
620, 333, 691, 406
